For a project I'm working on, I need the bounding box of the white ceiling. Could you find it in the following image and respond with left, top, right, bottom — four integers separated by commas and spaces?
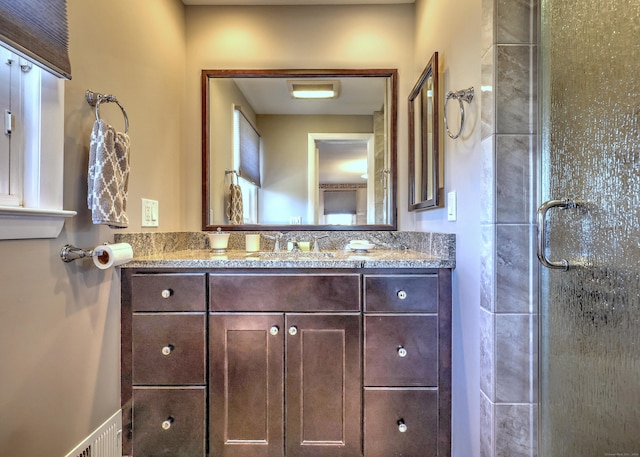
183, 0, 412, 4
233, 77, 386, 115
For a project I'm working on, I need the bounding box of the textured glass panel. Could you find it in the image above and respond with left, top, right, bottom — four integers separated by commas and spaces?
540, 0, 640, 455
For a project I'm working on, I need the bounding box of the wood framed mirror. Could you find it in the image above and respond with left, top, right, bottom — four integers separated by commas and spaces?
202, 69, 397, 231
408, 52, 442, 211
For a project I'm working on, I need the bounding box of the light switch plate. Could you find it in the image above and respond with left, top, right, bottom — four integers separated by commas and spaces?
142, 198, 159, 227
447, 191, 457, 221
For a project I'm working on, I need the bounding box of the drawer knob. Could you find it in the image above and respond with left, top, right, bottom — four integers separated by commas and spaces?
288, 326, 298, 336
270, 325, 280, 336
162, 417, 174, 430
397, 290, 407, 300
397, 346, 408, 358
397, 419, 407, 433
161, 289, 173, 299
161, 344, 174, 356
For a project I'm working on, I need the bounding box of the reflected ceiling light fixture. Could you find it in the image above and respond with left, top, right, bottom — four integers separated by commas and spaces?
287, 80, 341, 99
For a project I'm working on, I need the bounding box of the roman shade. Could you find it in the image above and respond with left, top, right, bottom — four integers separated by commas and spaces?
324, 190, 357, 215
0, 0, 71, 79
234, 107, 261, 187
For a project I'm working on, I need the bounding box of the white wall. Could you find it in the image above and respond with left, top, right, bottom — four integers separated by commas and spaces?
184, 4, 415, 230
413, 0, 483, 456
257, 114, 372, 224
208, 78, 257, 225
0, 1, 186, 455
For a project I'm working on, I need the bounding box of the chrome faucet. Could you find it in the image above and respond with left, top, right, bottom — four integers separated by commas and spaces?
263, 232, 284, 252
312, 234, 329, 252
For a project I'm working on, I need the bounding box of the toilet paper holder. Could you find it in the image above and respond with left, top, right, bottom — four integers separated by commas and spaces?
60, 244, 96, 262
60, 242, 134, 269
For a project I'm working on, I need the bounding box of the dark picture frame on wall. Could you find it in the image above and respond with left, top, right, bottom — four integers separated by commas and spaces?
408, 52, 443, 211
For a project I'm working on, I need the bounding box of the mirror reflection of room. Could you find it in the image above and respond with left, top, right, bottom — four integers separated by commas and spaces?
206, 73, 393, 227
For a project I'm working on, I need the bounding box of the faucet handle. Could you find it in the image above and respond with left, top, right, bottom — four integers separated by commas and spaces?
312, 234, 329, 252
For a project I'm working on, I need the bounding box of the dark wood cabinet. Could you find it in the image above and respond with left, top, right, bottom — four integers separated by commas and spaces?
123, 273, 207, 457
209, 273, 362, 457
122, 268, 451, 457
209, 313, 361, 457
363, 273, 451, 457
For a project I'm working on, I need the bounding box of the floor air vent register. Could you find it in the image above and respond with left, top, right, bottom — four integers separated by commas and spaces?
64, 410, 122, 457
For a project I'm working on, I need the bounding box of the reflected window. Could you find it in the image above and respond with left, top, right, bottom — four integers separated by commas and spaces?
324, 213, 355, 225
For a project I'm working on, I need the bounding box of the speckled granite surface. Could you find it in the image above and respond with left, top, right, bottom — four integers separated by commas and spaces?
114, 231, 455, 269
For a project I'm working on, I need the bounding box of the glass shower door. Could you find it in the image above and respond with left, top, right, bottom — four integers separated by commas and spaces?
539, 0, 640, 455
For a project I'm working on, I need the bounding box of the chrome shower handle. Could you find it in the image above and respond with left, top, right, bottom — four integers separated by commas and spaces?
536, 199, 577, 271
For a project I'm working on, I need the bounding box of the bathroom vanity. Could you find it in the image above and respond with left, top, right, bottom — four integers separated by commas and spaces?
119, 245, 453, 457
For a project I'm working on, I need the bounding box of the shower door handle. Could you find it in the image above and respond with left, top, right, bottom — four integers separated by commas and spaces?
536, 199, 577, 271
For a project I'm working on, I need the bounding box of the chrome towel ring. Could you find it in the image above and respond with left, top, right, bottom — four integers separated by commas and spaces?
444, 86, 474, 139
85, 89, 129, 134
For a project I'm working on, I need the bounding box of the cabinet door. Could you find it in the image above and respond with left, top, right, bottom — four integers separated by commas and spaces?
210, 314, 285, 457
286, 314, 362, 457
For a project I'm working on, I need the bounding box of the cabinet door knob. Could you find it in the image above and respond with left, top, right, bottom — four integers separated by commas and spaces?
397, 346, 408, 358
397, 290, 407, 300
288, 326, 298, 336
162, 417, 174, 430
161, 344, 174, 356
397, 419, 407, 433
161, 289, 173, 299
269, 325, 279, 336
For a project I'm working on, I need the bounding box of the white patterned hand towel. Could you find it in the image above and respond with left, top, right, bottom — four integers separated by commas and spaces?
88, 119, 131, 228
226, 183, 244, 225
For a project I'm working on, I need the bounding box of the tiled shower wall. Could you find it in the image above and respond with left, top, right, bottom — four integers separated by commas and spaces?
480, 0, 539, 455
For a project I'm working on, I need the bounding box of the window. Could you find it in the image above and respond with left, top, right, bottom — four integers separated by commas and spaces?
233, 107, 261, 224
0, 45, 20, 207
0, 0, 74, 239
0, 42, 75, 239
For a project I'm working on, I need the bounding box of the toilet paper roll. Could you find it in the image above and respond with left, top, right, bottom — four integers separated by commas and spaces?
93, 243, 134, 269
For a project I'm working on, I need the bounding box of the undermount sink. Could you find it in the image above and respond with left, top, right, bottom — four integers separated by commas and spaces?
258, 251, 337, 259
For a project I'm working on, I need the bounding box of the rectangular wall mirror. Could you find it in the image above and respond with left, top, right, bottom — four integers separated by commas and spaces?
201, 69, 397, 231
408, 53, 443, 211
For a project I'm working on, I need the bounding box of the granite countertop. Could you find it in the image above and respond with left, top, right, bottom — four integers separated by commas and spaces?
123, 248, 454, 269
116, 231, 456, 270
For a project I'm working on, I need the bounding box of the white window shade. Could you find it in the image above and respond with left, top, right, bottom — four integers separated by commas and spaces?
0, 0, 71, 79
234, 107, 261, 187
324, 190, 357, 215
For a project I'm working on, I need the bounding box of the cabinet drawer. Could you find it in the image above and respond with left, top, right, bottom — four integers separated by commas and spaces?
365, 315, 438, 386
210, 273, 360, 312
133, 314, 206, 385
133, 387, 206, 457
132, 273, 206, 312
364, 389, 438, 457
364, 274, 438, 313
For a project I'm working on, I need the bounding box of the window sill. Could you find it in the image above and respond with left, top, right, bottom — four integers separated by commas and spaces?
0, 206, 77, 240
